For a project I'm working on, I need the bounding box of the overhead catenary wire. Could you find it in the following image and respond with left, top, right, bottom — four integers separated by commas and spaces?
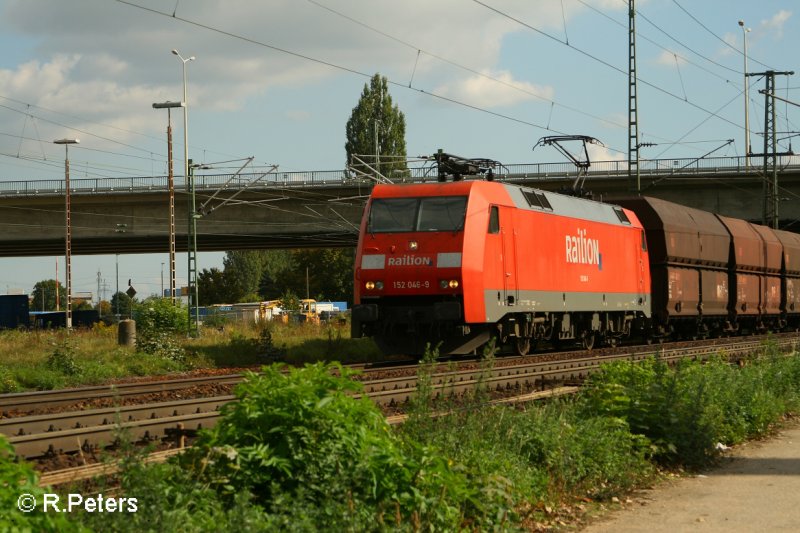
0, 0, 790, 191
304, 0, 634, 137
0, 0, 757, 186
116, 0, 630, 152
471, 0, 755, 134
120, 0, 758, 160
670, 0, 774, 70
574, 0, 739, 86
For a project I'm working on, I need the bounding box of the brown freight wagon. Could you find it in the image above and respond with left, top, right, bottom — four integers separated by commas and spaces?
716, 215, 766, 330
621, 195, 799, 338
774, 228, 800, 327
616, 197, 730, 339
749, 224, 783, 322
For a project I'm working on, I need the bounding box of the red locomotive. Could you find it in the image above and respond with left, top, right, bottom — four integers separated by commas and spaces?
351, 160, 651, 355
351, 155, 800, 355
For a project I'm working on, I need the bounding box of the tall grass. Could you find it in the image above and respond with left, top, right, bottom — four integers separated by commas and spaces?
0, 320, 381, 392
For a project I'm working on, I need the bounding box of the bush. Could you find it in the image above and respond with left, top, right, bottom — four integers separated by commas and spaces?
136, 332, 187, 365
76, 459, 265, 533
46, 340, 82, 376
579, 348, 800, 468
180, 363, 514, 530
401, 345, 653, 508
134, 298, 188, 336
132, 298, 189, 366
0, 436, 83, 532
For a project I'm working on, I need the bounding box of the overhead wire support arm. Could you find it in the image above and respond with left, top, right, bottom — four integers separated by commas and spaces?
642, 139, 735, 192
195, 157, 280, 216
758, 90, 800, 108
346, 154, 394, 184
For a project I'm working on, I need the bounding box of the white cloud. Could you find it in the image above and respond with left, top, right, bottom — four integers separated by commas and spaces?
0, 0, 593, 106
433, 70, 554, 108
759, 9, 792, 39
587, 142, 625, 163
0, 0, 577, 138
655, 50, 687, 67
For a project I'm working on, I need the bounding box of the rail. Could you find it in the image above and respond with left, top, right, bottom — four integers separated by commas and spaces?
6, 333, 798, 460
2, 155, 799, 198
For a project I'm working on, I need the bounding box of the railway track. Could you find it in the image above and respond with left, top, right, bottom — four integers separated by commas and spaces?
0, 374, 244, 413
2, 333, 798, 462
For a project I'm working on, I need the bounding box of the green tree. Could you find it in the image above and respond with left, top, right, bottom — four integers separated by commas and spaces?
110, 291, 134, 318
345, 73, 408, 180
98, 300, 112, 317
278, 249, 354, 302
222, 251, 265, 302
223, 250, 292, 303
258, 269, 281, 301
74, 300, 94, 311
278, 290, 301, 313
198, 267, 233, 305
30, 279, 66, 311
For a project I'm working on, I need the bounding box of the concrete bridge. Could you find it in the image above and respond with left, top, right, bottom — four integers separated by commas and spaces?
0, 155, 799, 257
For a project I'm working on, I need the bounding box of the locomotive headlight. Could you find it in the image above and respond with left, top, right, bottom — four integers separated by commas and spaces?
365, 281, 375, 290
448, 279, 459, 289
408, 240, 418, 250
440, 279, 460, 289
375, 281, 384, 290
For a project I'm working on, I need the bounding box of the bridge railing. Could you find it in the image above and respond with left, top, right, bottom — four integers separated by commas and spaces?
1, 155, 799, 197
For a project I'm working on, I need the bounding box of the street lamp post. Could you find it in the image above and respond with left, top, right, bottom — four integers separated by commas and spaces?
152, 100, 185, 304
739, 20, 752, 168
54, 138, 79, 330
172, 48, 199, 335
172, 49, 194, 192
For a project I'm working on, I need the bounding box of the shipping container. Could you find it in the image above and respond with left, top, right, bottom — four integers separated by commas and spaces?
0, 294, 29, 329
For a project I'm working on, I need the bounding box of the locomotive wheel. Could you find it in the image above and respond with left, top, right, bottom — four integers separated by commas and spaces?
581, 331, 595, 351
514, 336, 531, 356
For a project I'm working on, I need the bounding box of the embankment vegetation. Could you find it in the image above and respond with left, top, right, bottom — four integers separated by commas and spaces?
0, 298, 379, 393
3, 340, 800, 531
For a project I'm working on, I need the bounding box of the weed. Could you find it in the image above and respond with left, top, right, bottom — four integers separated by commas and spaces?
256, 324, 283, 359
46, 340, 82, 376
136, 332, 187, 366
579, 345, 800, 468
179, 362, 513, 530
0, 435, 82, 532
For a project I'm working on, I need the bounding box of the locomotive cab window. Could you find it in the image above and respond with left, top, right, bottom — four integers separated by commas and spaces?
418, 196, 467, 231
368, 196, 467, 233
368, 198, 417, 232
488, 206, 500, 234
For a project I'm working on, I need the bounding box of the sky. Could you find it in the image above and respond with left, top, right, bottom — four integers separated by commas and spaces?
0, 0, 797, 301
